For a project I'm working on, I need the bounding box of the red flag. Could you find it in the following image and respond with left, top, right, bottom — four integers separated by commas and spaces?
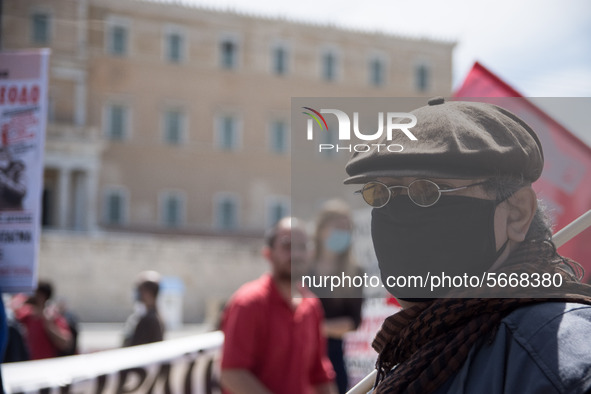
455, 62, 591, 282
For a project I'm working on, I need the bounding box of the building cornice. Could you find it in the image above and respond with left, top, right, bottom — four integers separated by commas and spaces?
90, 0, 456, 47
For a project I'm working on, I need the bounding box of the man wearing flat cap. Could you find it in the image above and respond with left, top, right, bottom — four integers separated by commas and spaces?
345, 98, 591, 393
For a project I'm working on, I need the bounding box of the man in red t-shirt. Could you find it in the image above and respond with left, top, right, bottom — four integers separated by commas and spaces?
220, 217, 337, 394
15, 280, 73, 360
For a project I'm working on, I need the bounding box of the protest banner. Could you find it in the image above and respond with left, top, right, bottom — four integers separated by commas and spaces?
3, 331, 223, 394
342, 209, 401, 387
344, 298, 400, 387
0, 49, 50, 293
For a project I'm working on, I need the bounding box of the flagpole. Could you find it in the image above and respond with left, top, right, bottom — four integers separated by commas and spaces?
347, 369, 378, 394
553, 210, 591, 248
346, 209, 591, 394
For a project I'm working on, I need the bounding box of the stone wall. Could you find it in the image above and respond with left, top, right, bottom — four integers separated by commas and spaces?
38, 230, 268, 324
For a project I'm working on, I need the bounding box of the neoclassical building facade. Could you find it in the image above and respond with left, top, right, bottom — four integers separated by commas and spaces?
3, 0, 454, 235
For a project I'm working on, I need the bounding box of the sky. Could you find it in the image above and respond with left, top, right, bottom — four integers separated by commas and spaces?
181, 0, 591, 144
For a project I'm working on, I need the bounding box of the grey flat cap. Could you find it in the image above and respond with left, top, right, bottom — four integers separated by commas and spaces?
344, 98, 544, 184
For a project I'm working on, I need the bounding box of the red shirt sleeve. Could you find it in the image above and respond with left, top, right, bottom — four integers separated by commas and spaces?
220, 297, 263, 370
308, 298, 336, 386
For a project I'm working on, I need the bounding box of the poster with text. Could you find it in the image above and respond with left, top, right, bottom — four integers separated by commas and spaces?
0, 49, 49, 293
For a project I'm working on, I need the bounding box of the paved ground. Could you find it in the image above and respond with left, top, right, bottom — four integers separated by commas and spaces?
78, 323, 214, 353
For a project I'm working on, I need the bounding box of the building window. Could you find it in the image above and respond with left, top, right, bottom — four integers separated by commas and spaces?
269, 120, 288, 154
272, 46, 288, 75
220, 39, 238, 69
216, 115, 240, 151
105, 104, 129, 141
166, 32, 184, 63
369, 58, 385, 87
107, 19, 129, 56
266, 197, 290, 228
160, 192, 185, 227
321, 50, 337, 81
31, 12, 50, 44
104, 188, 127, 225
415, 63, 430, 92
216, 195, 238, 230
163, 110, 184, 145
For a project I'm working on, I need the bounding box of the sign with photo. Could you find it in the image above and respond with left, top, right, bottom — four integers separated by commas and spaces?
0, 49, 50, 292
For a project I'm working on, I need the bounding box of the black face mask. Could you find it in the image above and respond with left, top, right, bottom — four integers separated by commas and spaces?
371, 195, 508, 300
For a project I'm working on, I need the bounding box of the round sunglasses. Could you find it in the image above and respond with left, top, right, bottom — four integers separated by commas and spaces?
356, 179, 488, 208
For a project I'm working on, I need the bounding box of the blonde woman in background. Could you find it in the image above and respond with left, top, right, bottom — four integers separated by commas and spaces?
310, 200, 364, 394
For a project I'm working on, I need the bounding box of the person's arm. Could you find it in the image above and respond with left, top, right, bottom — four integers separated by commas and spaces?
220, 369, 272, 394
221, 296, 267, 393
309, 299, 337, 393
43, 312, 73, 352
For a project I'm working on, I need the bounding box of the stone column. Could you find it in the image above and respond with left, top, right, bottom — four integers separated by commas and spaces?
72, 171, 87, 230
57, 168, 71, 229
86, 167, 100, 232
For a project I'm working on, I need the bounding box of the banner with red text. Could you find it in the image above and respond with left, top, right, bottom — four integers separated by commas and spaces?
344, 298, 400, 387
0, 49, 49, 292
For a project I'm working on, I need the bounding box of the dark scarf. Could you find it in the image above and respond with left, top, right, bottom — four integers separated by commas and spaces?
372, 240, 591, 394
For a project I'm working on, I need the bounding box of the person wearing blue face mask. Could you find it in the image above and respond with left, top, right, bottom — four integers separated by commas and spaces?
344, 97, 591, 394
309, 200, 364, 394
